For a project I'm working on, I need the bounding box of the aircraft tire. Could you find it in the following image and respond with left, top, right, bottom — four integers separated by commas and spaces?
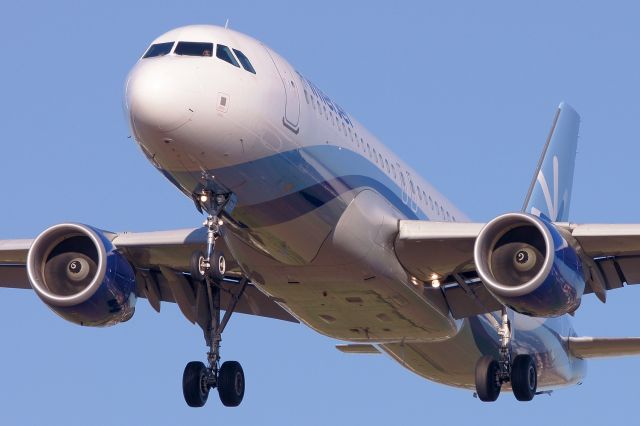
190, 251, 207, 282
209, 251, 226, 282
218, 361, 245, 407
183, 361, 210, 407
511, 354, 537, 401
475, 355, 501, 402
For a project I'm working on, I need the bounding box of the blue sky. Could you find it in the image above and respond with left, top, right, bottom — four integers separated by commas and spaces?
1, 1, 640, 424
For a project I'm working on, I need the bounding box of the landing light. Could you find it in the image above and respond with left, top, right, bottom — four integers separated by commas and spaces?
428, 274, 441, 288
200, 194, 209, 203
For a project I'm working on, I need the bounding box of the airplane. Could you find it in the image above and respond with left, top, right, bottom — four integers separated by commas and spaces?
2, 23, 640, 407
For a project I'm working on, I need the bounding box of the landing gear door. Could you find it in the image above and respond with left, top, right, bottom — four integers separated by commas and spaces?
264, 48, 300, 134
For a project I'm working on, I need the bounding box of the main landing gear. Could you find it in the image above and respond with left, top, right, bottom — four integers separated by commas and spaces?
474, 308, 537, 402
183, 192, 248, 408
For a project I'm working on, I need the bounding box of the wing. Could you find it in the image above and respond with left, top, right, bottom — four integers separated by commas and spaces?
0, 239, 31, 289
569, 223, 640, 291
0, 228, 296, 323
394, 220, 640, 319
395, 220, 500, 319
568, 337, 640, 359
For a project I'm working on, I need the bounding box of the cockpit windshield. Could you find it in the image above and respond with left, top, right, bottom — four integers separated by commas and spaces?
233, 49, 256, 74
216, 45, 240, 67
143, 42, 174, 58
175, 42, 214, 57
142, 40, 257, 75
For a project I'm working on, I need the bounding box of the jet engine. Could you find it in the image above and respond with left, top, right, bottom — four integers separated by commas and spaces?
26, 223, 136, 326
474, 212, 585, 317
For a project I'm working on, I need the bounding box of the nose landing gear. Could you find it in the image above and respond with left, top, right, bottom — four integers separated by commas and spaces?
183, 192, 248, 408
474, 308, 538, 402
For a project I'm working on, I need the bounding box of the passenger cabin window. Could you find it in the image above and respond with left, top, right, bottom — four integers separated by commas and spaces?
175, 42, 213, 56
217, 45, 240, 67
233, 49, 257, 74
143, 42, 174, 58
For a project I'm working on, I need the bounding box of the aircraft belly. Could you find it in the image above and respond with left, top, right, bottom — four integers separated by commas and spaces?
380, 314, 585, 391
381, 322, 482, 388
229, 254, 460, 343
261, 270, 454, 342
222, 189, 461, 342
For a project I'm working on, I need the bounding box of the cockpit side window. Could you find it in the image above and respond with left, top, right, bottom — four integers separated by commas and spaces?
233, 49, 256, 74
216, 45, 240, 67
175, 42, 214, 57
143, 42, 174, 58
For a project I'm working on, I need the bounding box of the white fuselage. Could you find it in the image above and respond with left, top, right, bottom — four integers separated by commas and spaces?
126, 25, 584, 391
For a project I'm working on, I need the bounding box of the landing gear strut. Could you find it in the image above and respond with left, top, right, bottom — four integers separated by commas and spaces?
474, 307, 537, 402
183, 192, 248, 408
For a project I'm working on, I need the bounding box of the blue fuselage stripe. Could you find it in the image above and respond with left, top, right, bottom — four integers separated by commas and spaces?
165, 145, 429, 227
234, 174, 420, 227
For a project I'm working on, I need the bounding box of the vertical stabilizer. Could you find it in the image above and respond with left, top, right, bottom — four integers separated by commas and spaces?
523, 102, 580, 222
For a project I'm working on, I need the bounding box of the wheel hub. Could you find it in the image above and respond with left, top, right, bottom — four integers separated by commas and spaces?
528, 365, 536, 390
234, 371, 243, 394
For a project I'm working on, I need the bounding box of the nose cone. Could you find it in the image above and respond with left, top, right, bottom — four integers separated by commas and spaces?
126, 60, 197, 133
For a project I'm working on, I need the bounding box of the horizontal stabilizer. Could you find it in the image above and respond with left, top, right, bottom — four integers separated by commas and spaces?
568, 336, 640, 359
335, 344, 380, 354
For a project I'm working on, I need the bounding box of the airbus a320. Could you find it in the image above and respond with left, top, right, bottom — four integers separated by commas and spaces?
2, 25, 640, 407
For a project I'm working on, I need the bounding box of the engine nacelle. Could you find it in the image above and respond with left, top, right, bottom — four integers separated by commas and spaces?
26, 223, 136, 327
474, 212, 585, 317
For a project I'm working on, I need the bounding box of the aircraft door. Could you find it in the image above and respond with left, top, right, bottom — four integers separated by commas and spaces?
264, 48, 300, 134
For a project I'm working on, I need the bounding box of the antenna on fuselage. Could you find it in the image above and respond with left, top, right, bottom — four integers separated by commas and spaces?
224, 18, 230, 29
